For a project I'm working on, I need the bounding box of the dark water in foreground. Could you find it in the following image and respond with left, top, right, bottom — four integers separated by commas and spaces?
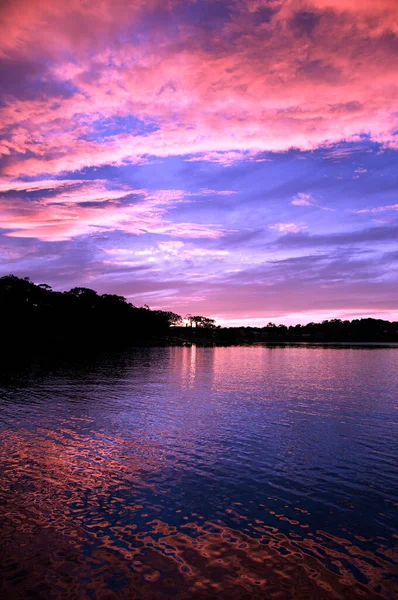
0, 346, 397, 599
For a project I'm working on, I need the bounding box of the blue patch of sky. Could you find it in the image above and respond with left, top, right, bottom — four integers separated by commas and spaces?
118, 0, 233, 49
76, 142, 398, 208
13, 142, 398, 237
177, 0, 233, 28
78, 114, 159, 142
122, 146, 398, 235
33, 77, 80, 100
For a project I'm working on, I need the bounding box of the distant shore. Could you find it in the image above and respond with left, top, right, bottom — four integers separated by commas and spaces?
1, 276, 397, 358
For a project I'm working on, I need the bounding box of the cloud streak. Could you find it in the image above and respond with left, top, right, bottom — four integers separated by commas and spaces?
292, 193, 335, 211
353, 204, 398, 214
0, 182, 229, 241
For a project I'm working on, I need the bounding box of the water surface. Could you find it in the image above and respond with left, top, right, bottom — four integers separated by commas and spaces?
0, 346, 397, 599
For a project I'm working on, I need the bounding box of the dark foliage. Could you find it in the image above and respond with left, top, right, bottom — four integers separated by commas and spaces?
0, 275, 182, 351
215, 318, 398, 344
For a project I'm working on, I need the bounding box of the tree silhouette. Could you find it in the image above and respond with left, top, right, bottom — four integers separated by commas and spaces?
185, 314, 215, 328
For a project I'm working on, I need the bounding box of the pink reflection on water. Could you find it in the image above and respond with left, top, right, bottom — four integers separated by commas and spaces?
0, 425, 396, 600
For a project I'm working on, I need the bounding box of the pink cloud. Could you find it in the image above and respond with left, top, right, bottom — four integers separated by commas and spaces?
0, 179, 87, 193
0, 0, 397, 176
0, 182, 229, 241
309, 0, 397, 18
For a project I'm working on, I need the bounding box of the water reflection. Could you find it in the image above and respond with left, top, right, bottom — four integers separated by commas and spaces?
0, 347, 397, 599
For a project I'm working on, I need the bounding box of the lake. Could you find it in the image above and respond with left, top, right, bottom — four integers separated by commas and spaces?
0, 346, 397, 599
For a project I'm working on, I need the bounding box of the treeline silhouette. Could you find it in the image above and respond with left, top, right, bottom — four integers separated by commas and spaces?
1, 275, 397, 352
0, 275, 182, 351
213, 319, 398, 344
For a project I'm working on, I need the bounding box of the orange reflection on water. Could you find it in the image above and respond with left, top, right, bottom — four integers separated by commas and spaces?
0, 428, 396, 600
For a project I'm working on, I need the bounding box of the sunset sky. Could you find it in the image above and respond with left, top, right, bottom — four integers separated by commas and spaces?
0, 0, 397, 325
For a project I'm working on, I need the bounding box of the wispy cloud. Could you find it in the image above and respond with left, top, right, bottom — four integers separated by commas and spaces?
291, 193, 314, 207
353, 204, 398, 214
105, 242, 229, 262
0, 182, 229, 241
186, 151, 258, 167
291, 192, 335, 211
269, 222, 308, 234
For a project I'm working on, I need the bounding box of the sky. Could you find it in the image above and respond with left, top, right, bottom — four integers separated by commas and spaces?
0, 0, 397, 326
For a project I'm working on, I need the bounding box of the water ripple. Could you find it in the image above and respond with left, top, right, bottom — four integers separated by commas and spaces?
0, 347, 397, 598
